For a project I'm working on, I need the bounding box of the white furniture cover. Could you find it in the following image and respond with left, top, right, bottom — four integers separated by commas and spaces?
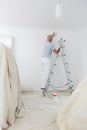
0, 43, 22, 129
57, 77, 87, 130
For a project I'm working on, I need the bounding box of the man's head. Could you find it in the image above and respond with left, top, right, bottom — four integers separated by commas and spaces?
47, 35, 53, 43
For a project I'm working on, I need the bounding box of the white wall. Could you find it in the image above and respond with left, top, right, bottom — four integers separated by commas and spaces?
0, 25, 87, 90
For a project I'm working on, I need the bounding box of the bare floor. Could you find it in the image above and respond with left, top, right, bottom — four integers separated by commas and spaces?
7, 91, 70, 130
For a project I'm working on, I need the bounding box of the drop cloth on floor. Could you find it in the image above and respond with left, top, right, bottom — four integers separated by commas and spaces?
7, 91, 70, 130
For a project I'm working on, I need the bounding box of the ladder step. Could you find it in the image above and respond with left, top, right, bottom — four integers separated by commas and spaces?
47, 80, 50, 83
68, 79, 72, 82
66, 71, 70, 73
62, 54, 66, 57
64, 63, 68, 65
69, 85, 74, 89
60, 47, 63, 49
61, 46, 65, 48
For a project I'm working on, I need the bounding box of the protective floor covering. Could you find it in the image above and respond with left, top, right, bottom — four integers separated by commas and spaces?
7, 91, 70, 130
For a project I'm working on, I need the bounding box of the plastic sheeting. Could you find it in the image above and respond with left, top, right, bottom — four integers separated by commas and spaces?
57, 77, 87, 130
0, 43, 22, 129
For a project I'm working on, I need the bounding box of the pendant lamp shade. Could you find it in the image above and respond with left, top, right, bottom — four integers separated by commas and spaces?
55, 0, 63, 19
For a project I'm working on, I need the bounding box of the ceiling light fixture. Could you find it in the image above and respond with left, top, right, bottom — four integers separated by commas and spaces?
55, 0, 63, 20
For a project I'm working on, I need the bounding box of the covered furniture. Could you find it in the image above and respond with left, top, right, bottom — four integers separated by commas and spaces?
0, 43, 22, 129
57, 77, 87, 130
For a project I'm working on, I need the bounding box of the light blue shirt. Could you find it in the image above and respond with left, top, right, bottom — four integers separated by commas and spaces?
42, 41, 54, 58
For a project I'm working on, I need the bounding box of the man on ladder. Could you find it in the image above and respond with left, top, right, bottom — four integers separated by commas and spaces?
41, 33, 60, 93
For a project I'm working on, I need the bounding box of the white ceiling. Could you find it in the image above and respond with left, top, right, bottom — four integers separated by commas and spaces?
0, 0, 87, 29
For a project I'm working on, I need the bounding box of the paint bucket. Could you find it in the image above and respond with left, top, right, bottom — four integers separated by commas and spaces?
52, 92, 58, 101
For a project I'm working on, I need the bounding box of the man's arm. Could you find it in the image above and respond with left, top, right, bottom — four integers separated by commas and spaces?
51, 33, 56, 38
53, 48, 60, 54
51, 32, 61, 54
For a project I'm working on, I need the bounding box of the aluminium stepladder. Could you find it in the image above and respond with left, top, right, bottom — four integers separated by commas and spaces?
42, 38, 74, 96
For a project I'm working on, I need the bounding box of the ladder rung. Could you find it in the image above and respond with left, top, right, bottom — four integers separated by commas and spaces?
47, 80, 50, 82
68, 79, 72, 82
66, 71, 70, 73
64, 63, 68, 65
62, 54, 66, 57
69, 85, 74, 89
61, 46, 65, 48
